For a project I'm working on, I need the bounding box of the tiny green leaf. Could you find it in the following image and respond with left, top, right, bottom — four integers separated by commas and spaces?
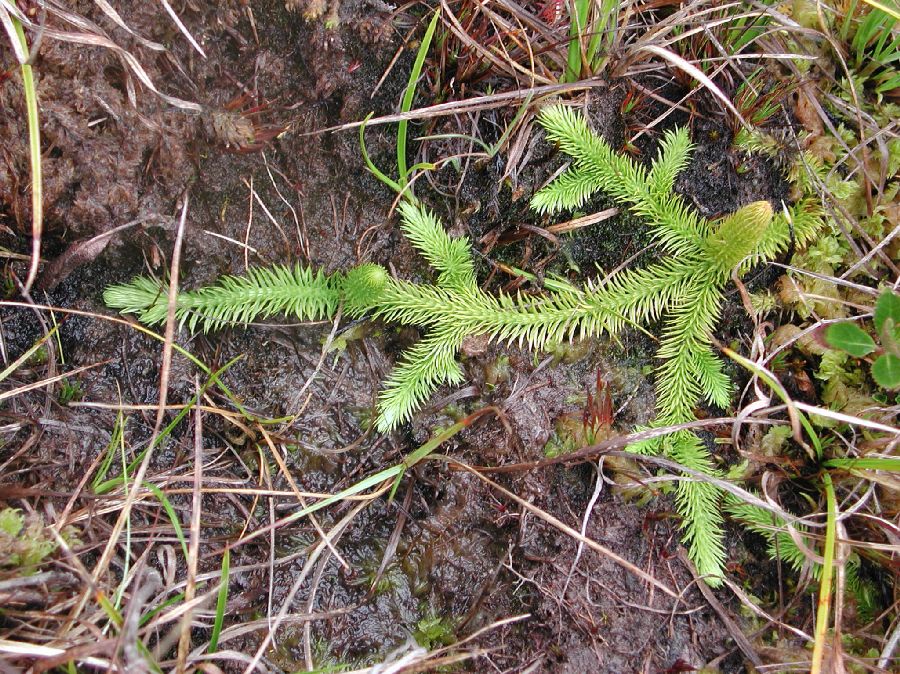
825, 322, 876, 357
881, 317, 899, 357
0, 508, 24, 537
872, 353, 900, 389
874, 290, 900, 336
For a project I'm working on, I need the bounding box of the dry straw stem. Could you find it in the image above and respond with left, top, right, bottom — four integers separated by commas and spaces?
59, 197, 190, 645
175, 377, 204, 674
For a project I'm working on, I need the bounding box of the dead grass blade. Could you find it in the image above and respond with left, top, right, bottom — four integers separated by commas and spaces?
0, 324, 58, 382
21, 3, 201, 111
341, 614, 529, 674
546, 206, 619, 234
636, 44, 749, 128
157, 0, 206, 57
91, 0, 165, 50
0, 639, 114, 669
38, 25, 201, 111
0, 2, 27, 62
0, 360, 105, 402
176, 377, 204, 673
479, 419, 814, 529
792, 402, 899, 436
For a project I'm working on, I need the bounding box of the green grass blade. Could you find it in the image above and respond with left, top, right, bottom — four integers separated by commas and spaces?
824, 457, 900, 471
359, 113, 402, 193
0, 325, 58, 383
876, 71, 900, 94
397, 10, 440, 188
137, 642, 163, 674
564, 0, 592, 82
95, 591, 124, 628
139, 592, 185, 627
810, 473, 837, 674
91, 411, 126, 491
143, 481, 188, 562
208, 547, 230, 653
841, 0, 860, 41
861, 0, 899, 20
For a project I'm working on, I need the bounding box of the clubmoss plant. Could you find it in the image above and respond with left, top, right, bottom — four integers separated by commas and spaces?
104, 104, 822, 580
528, 106, 821, 579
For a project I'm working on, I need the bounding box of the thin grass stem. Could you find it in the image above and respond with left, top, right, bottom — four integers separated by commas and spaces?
208, 548, 230, 654
810, 473, 838, 674
397, 10, 440, 188
11, 16, 42, 294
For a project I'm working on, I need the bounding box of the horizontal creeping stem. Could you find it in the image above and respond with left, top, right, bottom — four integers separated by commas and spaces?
105, 104, 822, 585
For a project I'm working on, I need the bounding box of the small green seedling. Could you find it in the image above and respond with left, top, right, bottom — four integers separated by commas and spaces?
0, 507, 57, 573
58, 378, 83, 405
825, 290, 900, 390
413, 613, 457, 650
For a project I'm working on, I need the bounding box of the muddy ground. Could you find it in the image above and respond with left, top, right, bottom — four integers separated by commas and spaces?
0, 2, 794, 672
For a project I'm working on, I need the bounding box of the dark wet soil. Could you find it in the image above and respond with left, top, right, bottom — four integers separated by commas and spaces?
0, 2, 794, 672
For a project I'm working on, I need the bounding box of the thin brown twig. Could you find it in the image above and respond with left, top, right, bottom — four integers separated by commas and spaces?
176, 375, 204, 673
61, 195, 190, 636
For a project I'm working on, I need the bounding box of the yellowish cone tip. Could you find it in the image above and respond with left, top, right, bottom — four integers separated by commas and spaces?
707, 200, 773, 270
737, 200, 774, 234
343, 263, 389, 314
